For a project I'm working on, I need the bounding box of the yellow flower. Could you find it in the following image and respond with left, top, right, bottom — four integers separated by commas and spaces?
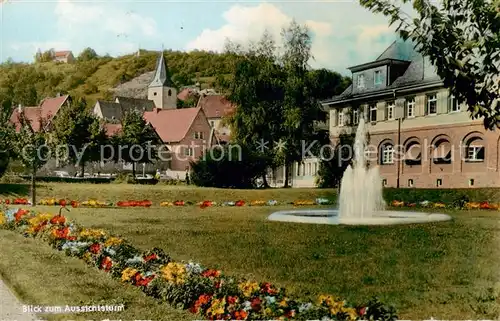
104, 237, 123, 247
0, 212, 6, 225
342, 307, 358, 320
82, 252, 92, 263
160, 201, 173, 206
161, 262, 186, 285
80, 228, 106, 239
251, 200, 266, 206
121, 267, 138, 282
28, 213, 52, 226
279, 299, 288, 307
208, 297, 226, 316
238, 281, 259, 297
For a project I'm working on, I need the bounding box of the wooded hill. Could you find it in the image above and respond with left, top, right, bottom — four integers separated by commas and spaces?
0, 49, 239, 108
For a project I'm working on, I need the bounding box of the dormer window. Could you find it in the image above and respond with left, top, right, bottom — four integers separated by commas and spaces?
374, 70, 383, 85
357, 74, 365, 88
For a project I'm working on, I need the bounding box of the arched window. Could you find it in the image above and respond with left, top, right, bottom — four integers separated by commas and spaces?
380, 143, 394, 165
432, 138, 452, 164
405, 140, 421, 165
465, 137, 484, 162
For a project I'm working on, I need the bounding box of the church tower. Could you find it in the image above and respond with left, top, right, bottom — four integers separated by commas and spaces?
148, 51, 177, 109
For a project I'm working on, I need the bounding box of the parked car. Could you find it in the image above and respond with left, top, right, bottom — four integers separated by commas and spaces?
53, 171, 70, 178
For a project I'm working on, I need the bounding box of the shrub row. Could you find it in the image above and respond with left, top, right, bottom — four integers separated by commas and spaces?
383, 188, 500, 205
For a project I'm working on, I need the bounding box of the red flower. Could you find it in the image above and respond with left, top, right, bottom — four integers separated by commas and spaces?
70, 200, 78, 208
143, 253, 158, 262
100, 256, 112, 271
201, 269, 221, 278
226, 296, 237, 305
34, 221, 48, 233
480, 201, 491, 209
359, 307, 367, 316
135, 274, 155, 287
50, 215, 66, 225
174, 200, 185, 206
235, 200, 245, 207
250, 297, 261, 311
89, 243, 101, 254
260, 282, 278, 295
233, 310, 248, 320
5, 199, 10, 204
200, 200, 212, 209
285, 310, 296, 318
53, 226, 70, 239
14, 209, 29, 222
190, 294, 212, 314
58, 199, 67, 207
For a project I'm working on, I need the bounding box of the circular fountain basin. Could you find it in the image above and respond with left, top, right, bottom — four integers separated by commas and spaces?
267, 209, 452, 226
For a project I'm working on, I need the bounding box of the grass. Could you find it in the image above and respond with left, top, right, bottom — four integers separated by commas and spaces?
0, 183, 499, 319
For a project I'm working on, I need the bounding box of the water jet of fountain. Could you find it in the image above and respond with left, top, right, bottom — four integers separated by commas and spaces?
338, 118, 385, 221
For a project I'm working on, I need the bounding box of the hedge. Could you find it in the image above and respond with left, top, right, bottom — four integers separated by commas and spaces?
383, 188, 500, 204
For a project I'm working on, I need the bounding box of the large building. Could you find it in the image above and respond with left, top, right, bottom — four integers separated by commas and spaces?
322, 39, 500, 188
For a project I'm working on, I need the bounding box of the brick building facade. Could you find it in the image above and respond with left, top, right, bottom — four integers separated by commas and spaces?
322, 39, 500, 188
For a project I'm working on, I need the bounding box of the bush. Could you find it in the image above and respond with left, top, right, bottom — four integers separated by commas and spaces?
0, 153, 8, 179
19, 175, 114, 184
190, 145, 268, 188
383, 188, 500, 204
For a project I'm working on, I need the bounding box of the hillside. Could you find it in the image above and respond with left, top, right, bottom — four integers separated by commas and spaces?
0, 49, 236, 108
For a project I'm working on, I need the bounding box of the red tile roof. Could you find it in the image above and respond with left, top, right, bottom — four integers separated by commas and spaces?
177, 88, 197, 101
10, 107, 42, 132
143, 107, 202, 143
197, 95, 236, 118
39, 95, 69, 120
54, 51, 72, 58
104, 123, 122, 137
10, 95, 70, 132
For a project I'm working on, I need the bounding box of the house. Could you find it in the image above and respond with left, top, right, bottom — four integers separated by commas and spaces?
93, 96, 155, 122
143, 106, 214, 176
321, 38, 500, 188
53, 51, 75, 63
196, 94, 235, 144
10, 94, 72, 132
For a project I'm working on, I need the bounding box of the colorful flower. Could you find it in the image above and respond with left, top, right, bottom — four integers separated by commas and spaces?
238, 281, 259, 297
104, 237, 123, 247
161, 262, 186, 285
100, 256, 112, 271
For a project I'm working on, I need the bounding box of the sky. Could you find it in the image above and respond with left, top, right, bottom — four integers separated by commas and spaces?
0, 0, 406, 74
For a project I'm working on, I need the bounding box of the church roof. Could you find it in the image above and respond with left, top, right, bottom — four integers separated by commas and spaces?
149, 51, 174, 88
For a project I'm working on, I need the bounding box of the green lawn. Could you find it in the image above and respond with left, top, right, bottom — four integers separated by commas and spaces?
0, 183, 499, 320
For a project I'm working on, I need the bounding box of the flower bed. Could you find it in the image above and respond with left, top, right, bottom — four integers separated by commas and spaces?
0, 207, 397, 321
389, 200, 500, 210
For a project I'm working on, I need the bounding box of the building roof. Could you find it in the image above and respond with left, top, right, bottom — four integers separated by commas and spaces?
10, 94, 70, 131
143, 107, 202, 143
115, 96, 155, 113
39, 95, 70, 119
97, 100, 123, 120
149, 51, 174, 88
177, 88, 198, 102
196, 95, 236, 118
103, 123, 122, 137
10, 107, 42, 132
324, 39, 441, 104
54, 51, 72, 58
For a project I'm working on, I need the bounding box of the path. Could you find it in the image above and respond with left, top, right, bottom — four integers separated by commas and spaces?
0, 279, 37, 321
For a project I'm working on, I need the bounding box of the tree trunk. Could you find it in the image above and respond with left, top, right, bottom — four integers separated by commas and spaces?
261, 172, 270, 188
31, 166, 36, 207
81, 162, 85, 177
283, 163, 290, 188
132, 162, 136, 178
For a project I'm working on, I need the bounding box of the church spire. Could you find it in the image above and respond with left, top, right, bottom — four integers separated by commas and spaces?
149, 50, 173, 88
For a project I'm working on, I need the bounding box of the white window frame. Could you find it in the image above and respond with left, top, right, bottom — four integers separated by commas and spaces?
369, 104, 377, 122
184, 147, 194, 157
374, 70, 382, 85
449, 94, 460, 113
427, 94, 437, 115
467, 146, 484, 162
408, 179, 414, 187
338, 111, 345, 127
382, 144, 394, 164
406, 97, 415, 118
357, 74, 365, 88
352, 109, 359, 125
386, 101, 395, 120
436, 179, 442, 187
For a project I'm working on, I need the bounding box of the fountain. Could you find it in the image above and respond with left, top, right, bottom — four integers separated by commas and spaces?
268, 118, 452, 225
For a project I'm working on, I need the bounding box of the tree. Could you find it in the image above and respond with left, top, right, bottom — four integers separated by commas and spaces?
0, 98, 14, 178
13, 112, 49, 206
51, 98, 107, 176
78, 47, 98, 61
316, 132, 356, 188
360, 0, 500, 129
116, 110, 160, 178
190, 145, 268, 188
